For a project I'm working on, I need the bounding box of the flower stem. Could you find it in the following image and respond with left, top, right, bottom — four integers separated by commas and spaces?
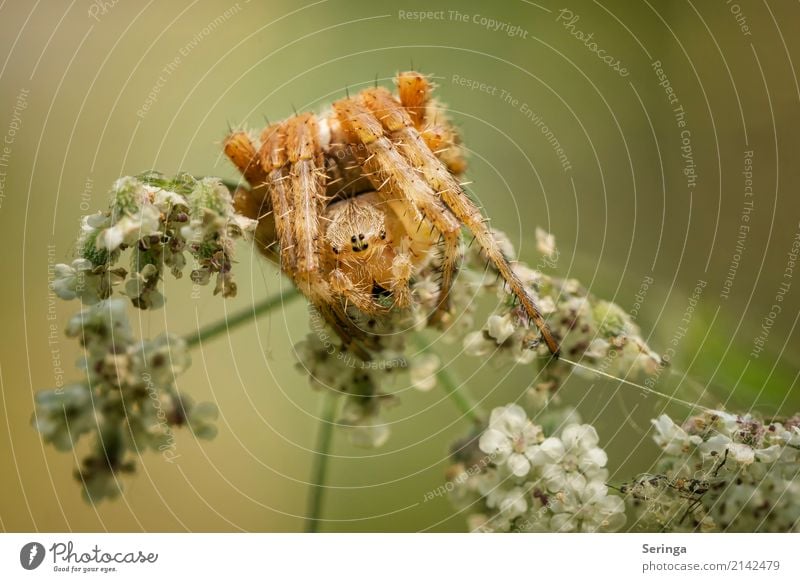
184, 287, 301, 349
412, 335, 486, 425
305, 391, 339, 533
436, 359, 486, 425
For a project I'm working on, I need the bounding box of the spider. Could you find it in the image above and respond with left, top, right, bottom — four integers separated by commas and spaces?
223, 71, 559, 360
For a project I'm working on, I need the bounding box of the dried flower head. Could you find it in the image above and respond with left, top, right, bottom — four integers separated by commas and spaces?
621, 410, 800, 532
33, 299, 218, 502
52, 173, 256, 309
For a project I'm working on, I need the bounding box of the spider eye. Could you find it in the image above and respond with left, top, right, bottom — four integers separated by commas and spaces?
350, 235, 357, 243
332, 247, 339, 254
358, 233, 365, 240
379, 230, 386, 240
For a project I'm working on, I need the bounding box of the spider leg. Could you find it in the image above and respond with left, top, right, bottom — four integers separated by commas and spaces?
362, 87, 559, 356
395, 70, 429, 129
678, 496, 704, 526
231, 185, 277, 262
396, 71, 467, 176
284, 113, 327, 302
224, 131, 277, 261
263, 115, 371, 360
388, 238, 414, 308
333, 96, 462, 324
258, 123, 296, 273
329, 268, 388, 315
224, 130, 268, 190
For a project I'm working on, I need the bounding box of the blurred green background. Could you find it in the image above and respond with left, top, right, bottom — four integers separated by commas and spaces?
1, 0, 799, 532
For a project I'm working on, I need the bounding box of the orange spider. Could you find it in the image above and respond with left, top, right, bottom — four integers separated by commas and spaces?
224, 71, 559, 360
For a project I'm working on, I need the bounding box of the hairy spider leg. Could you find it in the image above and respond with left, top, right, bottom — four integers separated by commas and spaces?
223, 130, 268, 189
395, 70, 428, 130
281, 115, 373, 360
362, 86, 559, 357
258, 123, 296, 272
224, 131, 277, 260
395, 71, 467, 175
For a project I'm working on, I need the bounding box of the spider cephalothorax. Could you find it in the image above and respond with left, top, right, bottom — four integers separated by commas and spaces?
224, 71, 559, 359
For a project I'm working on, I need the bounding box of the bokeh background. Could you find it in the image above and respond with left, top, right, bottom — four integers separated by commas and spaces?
1, 0, 799, 532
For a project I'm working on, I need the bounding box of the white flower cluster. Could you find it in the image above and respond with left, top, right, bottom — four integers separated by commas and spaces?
53, 173, 256, 309
461, 229, 661, 408
622, 411, 800, 532
447, 404, 625, 532
32, 299, 218, 502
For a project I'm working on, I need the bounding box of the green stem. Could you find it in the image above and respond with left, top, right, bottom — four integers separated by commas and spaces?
184, 287, 301, 349
436, 358, 486, 425
412, 334, 486, 425
305, 391, 339, 533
